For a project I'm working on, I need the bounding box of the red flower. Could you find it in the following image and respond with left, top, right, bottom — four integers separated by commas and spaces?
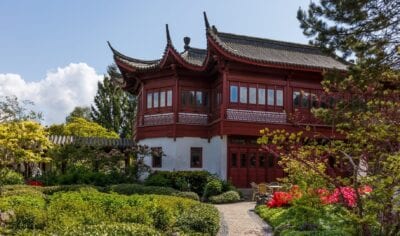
26, 180, 44, 186
267, 191, 293, 208
358, 185, 372, 194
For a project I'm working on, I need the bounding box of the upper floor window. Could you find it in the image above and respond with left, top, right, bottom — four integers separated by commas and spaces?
230, 82, 283, 110
146, 88, 173, 110
240, 86, 247, 103
267, 88, 283, 107
230, 85, 238, 103
249, 87, 257, 104
181, 90, 209, 109
293, 89, 327, 109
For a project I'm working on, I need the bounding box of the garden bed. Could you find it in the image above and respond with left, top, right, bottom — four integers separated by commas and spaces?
0, 185, 219, 235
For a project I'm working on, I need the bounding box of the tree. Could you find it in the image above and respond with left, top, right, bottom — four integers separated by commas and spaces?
66, 106, 91, 122
259, 1, 400, 234
91, 65, 136, 138
0, 95, 42, 122
47, 117, 119, 138
0, 121, 52, 190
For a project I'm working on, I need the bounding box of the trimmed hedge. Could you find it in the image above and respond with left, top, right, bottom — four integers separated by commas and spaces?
173, 191, 200, 201
1, 186, 219, 235
54, 223, 161, 236
176, 204, 220, 235
0, 169, 24, 185
209, 191, 241, 204
145, 171, 212, 195
105, 183, 178, 196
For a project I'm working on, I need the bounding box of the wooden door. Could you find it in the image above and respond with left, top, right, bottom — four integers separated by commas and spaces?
228, 149, 240, 187
237, 149, 248, 188
256, 151, 267, 183
247, 150, 257, 185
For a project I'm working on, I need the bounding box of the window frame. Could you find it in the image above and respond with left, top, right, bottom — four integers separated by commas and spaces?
180, 88, 209, 112
151, 147, 162, 168
190, 147, 203, 168
229, 82, 285, 111
146, 88, 173, 113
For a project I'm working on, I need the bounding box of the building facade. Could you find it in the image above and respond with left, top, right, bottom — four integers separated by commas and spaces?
109, 13, 347, 187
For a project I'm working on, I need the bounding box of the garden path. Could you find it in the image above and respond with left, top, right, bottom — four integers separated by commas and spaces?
215, 201, 273, 236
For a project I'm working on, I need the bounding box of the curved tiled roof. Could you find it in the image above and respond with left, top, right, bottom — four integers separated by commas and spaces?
49, 135, 135, 147
208, 29, 348, 71
108, 42, 162, 71
109, 16, 348, 73
180, 47, 207, 66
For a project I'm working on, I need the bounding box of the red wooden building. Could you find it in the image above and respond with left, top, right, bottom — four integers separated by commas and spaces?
109, 13, 347, 187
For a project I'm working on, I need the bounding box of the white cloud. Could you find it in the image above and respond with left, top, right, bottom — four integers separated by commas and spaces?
0, 63, 103, 125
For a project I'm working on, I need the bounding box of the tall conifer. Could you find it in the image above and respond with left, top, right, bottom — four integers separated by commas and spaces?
91, 65, 136, 138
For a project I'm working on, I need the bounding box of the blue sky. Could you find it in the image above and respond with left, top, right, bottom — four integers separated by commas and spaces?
0, 0, 311, 124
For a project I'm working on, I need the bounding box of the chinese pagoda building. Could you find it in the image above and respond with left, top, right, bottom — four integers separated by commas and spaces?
109, 13, 347, 187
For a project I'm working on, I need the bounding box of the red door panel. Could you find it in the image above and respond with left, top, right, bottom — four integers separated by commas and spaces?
228, 149, 240, 187
248, 151, 257, 185
256, 152, 267, 183
237, 150, 248, 188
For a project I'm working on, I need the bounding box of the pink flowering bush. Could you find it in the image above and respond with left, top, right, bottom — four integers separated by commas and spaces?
267, 184, 372, 208
317, 185, 372, 207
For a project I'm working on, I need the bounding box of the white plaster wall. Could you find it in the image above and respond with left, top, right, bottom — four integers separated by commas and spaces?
138, 136, 228, 180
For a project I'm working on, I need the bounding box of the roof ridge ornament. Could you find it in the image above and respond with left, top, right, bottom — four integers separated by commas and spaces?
203, 11, 210, 30
183, 36, 191, 50
165, 24, 172, 45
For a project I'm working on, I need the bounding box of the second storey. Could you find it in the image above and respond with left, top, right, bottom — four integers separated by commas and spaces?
109, 15, 347, 141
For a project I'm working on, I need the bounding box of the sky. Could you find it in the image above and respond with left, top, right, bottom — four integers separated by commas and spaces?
0, 0, 311, 125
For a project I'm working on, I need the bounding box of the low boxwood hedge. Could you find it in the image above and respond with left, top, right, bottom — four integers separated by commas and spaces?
1, 186, 219, 235
105, 183, 178, 196
145, 171, 212, 195
209, 190, 241, 204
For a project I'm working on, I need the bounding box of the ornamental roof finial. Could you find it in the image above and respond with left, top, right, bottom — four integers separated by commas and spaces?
166, 24, 172, 45
183, 36, 191, 50
203, 11, 210, 30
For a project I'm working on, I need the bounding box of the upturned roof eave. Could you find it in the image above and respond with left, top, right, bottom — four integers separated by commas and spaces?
206, 29, 348, 73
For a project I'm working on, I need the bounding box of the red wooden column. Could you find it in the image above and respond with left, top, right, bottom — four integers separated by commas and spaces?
172, 64, 178, 141
220, 61, 228, 137
286, 72, 293, 119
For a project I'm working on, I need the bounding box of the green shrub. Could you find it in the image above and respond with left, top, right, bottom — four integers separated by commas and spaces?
2, 185, 220, 235
50, 222, 161, 236
1, 185, 44, 197
46, 188, 109, 230
144, 173, 173, 187
146, 171, 212, 195
173, 191, 200, 201
39, 167, 133, 187
0, 169, 24, 185
176, 204, 220, 235
203, 179, 223, 199
106, 184, 178, 196
255, 204, 356, 235
42, 184, 104, 195
0, 192, 47, 230
209, 191, 241, 204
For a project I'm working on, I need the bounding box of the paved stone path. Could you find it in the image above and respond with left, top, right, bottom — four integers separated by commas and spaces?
215, 202, 273, 236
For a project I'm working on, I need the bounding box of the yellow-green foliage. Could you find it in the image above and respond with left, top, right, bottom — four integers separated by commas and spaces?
0, 186, 220, 235
0, 121, 52, 167
47, 117, 118, 138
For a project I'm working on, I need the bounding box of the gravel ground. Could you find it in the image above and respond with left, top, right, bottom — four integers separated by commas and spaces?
215, 201, 273, 236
